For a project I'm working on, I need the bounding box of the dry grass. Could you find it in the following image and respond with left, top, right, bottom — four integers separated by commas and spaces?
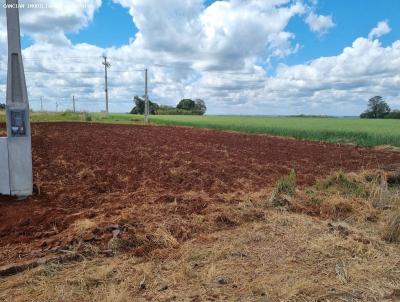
384, 211, 400, 243
72, 218, 98, 234
1, 169, 400, 301
268, 169, 296, 208
1, 211, 399, 301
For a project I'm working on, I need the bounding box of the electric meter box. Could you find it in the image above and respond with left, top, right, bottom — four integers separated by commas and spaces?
8, 108, 28, 137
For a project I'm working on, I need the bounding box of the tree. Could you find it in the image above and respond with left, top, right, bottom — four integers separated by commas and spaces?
385, 110, 400, 119
130, 96, 159, 115
177, 99, 195, 111
0, 103, 5, 111
194, 99, 207, 115
360, 96, 391, 119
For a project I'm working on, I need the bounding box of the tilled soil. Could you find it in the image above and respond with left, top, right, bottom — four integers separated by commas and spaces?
1, 122, 399, 266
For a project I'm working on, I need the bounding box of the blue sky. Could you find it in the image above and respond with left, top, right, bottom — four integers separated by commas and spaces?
287, 0, 400, 63
2, 0, 400, 115
69, 0, 137, 48
65, 0, 400, 67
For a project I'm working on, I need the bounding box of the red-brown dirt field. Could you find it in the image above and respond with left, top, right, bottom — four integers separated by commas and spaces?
1, 122, 400, 267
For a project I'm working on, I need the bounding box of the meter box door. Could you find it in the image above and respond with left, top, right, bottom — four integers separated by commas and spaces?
0, 138, 10, 195
7, 108, 28, 137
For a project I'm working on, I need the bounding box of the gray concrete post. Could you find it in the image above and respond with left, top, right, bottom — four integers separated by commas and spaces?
5, 0, 33, 197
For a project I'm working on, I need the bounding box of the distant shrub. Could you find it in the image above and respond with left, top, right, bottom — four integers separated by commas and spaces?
0, 103, 5, 111
157, 106, 203, 115
175, 99, 206, 115
130, 96, 159, 115
385, 110, 400, 119
61, 110, 75, 116
130, 98, 207, 116
289, 114, 334, 118
82, 112, 92, 122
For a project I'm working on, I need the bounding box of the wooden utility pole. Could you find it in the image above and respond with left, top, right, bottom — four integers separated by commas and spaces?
144, 68, 149, 123
72, 95, 76, 112
102, 56, 111, 113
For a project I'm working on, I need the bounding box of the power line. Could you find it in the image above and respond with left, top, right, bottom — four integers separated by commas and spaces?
18, 56, 260, 75
22, 70, 144, 74
23, 56, 103, 61
25, 70, 103, 74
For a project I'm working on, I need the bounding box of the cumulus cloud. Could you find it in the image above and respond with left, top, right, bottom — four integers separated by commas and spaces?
0, 0, 308, 111
0, 0, 399, 115
114, 0, 305, 70
261, 38, 400, 115
151, 36, 400, 115
305, 12, 335, 35
0, 0, 102, 45
368, 20, 391, 40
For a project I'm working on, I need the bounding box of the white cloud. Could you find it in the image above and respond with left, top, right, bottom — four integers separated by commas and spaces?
114, 0, 305, 70
147, 36, 400, 116
0, 1, 399, 116
0, 0, 102, 45
0, 0, 308, 112
368, 20, 391, 40
305, 12, 335, 35
261, 38, 400, 115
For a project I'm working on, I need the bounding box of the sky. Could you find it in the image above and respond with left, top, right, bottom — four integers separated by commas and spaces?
0, 0, 399, 115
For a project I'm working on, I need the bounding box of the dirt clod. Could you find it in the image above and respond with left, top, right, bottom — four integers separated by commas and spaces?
216, 276, 228, 285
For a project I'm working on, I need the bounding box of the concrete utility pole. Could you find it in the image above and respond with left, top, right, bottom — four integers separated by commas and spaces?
102, 56, 111, 113
72, 95, 75, 112
40, 96, 43, 112
56, 101, 58, 112
144, 68, 149, 123
0, 0, 33, 198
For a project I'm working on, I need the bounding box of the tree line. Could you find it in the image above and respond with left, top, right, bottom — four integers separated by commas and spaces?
360, 96, 400, 119
130, 97, 207, 115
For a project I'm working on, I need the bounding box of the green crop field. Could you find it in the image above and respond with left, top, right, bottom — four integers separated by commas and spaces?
150, 115, 400, 147
0, 111, 399, 147
0, 111, 142, 124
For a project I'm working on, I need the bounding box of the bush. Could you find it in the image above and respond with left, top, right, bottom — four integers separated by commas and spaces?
0, 103, 5, 111
157, 106, 203, 115
130, 96, 158, 115
267, 169, 297, 208
82, 112, 92, 122
130, 97, 207, 115
177, 99, 196, 111
385, 110, 400, 119
175, 99, 206, 115
276, 169, 297, 195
